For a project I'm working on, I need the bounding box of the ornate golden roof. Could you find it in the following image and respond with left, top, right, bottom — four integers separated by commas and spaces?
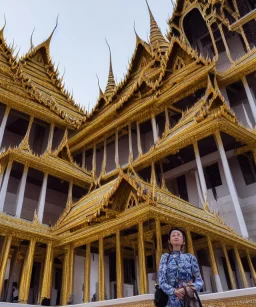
69, 36, 212, 152
0, 146, 91, 187
50, 170, 256, 251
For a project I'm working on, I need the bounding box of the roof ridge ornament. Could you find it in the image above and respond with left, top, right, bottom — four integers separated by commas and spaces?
30, 27, 35, 51
104, 39, 116, 98
96, 74, 104, 98
44, 14, 59, 49
0, 14, 6, 38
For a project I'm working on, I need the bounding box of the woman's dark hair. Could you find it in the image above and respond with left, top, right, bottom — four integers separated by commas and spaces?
168, 227, 186, 253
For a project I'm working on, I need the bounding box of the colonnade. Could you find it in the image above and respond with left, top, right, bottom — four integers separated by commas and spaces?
57, 222, 256, 305
0, 161, 73, 223
193, 132, 248, 239
0, 236, 53, 303
0, 223, 255, 305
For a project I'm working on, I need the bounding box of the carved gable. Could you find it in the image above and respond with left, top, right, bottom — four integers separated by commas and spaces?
125, 191, 139, 210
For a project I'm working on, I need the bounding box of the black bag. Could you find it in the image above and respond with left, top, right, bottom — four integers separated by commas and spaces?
154, 254, 170, 307
154, 284, 169, 307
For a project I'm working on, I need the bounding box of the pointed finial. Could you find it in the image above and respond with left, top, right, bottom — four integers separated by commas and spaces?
145, 0, 168, 52
96, 74, 104, 97
0, 14, 6, 38
104, 39, 116, 97
44, 14, 59, 48
133, 20, 144, 45
30, 27, 35, 50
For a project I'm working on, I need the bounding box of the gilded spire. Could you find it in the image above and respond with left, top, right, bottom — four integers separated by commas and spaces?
104, 39, 116, 98
145, 0, 168, 52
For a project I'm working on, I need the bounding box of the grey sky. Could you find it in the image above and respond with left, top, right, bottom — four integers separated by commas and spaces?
1, 0, 173, 110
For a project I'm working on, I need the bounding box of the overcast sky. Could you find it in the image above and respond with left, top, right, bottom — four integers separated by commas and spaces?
0, 0, 173, 110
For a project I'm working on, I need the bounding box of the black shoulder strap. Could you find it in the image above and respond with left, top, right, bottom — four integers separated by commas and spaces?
194, 290, 203, 307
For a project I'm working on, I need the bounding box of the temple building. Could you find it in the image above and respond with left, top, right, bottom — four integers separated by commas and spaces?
1, 0, 256, 306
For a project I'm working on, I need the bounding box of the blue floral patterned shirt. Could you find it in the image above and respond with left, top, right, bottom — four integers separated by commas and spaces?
158, 251, 203, 307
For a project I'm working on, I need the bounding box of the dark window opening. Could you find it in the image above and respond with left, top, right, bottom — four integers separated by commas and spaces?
176, 174, 189, 201
238, 152, 256, 185
204, 163, 222, 189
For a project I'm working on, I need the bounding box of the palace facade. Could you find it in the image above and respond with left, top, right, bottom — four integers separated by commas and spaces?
0, 0, 256, 306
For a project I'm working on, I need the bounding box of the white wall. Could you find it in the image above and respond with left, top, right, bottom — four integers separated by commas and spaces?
72, 253, 110, 303
3, 177, 67, 225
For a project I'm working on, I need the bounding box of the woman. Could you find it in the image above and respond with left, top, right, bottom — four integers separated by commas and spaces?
158, 228, 203, 307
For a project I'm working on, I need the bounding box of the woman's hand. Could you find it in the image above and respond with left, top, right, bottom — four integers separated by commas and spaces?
174, 288, 185, 300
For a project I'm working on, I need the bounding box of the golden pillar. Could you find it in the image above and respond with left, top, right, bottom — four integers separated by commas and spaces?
83, 243, 91, 303
116, 231, 123, 298
155, 219, 162, 273
234, 247, 248, 288
98, 237, 105, 301
68, 245, 75, 301
19, 239, 36, 303
221, 243, 237, 290
0, 235, 12, 298
186, 229, 195, 255
207, 237, 223, 292
61, 248, 70, 306
40, 242, 53, 302
246, 250, 256, 284
116, 232, 124, 298
138, 222, 147, 294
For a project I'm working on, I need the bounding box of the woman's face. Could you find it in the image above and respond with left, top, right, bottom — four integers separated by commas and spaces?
169, 230, 184, 247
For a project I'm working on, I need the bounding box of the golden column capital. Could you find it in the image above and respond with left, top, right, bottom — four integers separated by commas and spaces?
234, 247, 248, 288
116, 231, 123, 298
0, 235, 12, 298
40, 242, 53, 302
84, 243, 91, 303
19, 239, 36, 303
98, 237, 105, 301
246, 250, 256, 284
221, 243, 237, 290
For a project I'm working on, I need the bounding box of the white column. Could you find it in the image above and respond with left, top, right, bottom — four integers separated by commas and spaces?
0, 160, 13, 212
136, 121, 143, 156
242, 76, 256, 124
193, 142, 208, 203
215, 132, 248, 238
115, 130, 119, 168
47, 123, 54, 152
92, 144, 96, 175
0, 106, 10, 148
194, 170, 204, 208
15, 165, 29, 218
37, 173, 48, 223
66, 180, 73, 207
151, 114, 158, 143
82, 148, 86, 169
128, 123, 133, 163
